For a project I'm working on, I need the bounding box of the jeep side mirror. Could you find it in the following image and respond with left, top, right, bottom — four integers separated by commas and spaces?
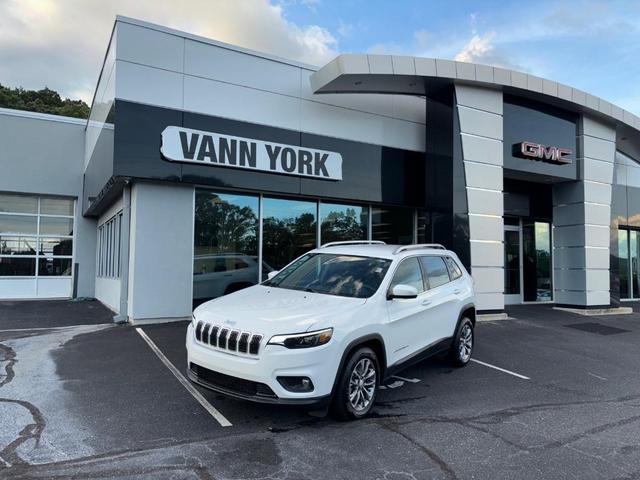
267, 270, 279, 280
389, 284, 418, 299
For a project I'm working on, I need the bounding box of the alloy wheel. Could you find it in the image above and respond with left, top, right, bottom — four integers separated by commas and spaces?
348, 358, 376, 412
458, 323, 473, 362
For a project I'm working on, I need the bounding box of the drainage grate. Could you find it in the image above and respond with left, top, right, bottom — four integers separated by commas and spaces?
565, 322, 631, 336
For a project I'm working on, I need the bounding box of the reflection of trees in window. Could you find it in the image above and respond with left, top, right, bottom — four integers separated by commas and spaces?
321, 208, 367, 244
263, 213, 316, 270
194, 193, 258, 256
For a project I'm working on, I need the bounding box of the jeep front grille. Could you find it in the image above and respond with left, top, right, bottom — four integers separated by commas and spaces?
195, 321, 262, 355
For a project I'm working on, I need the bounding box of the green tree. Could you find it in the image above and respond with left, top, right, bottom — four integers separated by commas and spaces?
0, 84, 90, 119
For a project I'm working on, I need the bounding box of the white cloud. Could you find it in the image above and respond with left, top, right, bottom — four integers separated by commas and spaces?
0, 0, 339, 103
454, 31, 495, 63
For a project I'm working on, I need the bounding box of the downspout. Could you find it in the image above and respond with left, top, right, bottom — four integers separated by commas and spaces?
113, 182, 131, 323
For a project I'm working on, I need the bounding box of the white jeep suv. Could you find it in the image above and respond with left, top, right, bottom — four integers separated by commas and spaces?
187, 241, 476, 420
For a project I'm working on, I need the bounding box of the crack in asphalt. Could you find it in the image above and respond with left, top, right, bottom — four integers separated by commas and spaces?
0, 343, 16, 388
0, 341, 47, 469
368, 392, 640, 478
0, 398, 46, 467
379, 421, 459, 480
5, 390, 640, 480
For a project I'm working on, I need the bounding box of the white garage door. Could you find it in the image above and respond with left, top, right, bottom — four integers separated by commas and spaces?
0, 193, 75, 299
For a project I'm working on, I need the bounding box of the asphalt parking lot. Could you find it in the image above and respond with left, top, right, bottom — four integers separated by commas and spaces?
1, 300, 640, 479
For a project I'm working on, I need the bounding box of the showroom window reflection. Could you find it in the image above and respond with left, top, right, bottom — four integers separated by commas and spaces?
193, 191, 260, 304
193, 189, 419, 303
619, 228, 640, 300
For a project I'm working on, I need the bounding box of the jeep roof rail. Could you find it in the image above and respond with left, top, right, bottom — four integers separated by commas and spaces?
393, 244, 446, 254
321, 240, 387, 248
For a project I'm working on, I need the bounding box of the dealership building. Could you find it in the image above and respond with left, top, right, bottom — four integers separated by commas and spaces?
1, 16, 640, 321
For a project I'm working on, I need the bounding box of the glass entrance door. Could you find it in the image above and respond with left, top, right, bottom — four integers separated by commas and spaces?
504, 224, 522, 304
522, 221, 553, 302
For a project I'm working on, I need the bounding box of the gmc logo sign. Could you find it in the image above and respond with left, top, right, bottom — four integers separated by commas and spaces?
514, 141, 572, 165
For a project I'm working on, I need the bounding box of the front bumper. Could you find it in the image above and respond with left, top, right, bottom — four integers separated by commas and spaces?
186, 323, 339, 405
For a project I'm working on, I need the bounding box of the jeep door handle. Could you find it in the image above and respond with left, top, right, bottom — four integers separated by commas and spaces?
421, 299, 432, 306
453, 289, 461, 295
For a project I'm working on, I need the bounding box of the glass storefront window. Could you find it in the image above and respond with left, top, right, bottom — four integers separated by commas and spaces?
192, 190, 422, 302
263, 197, 317, 270
533, 222, 552, 301
38, 257, 72, 276
39, 238, 73, 256
319, 203, 368, 245
0, 193, 38, 214
504, 229, 520, 296
619, 229, 630, 299
0, 236, 37, 255
372, 206, 414, 245
631, 231, 639, 299
0, 195, 75, 279
416, 210, 432, 243
40, 197, 74, 216
0, 257, 36, 276
193, 191, 260, 302
522, 221, 552, 302
40, 217, 74, 236
0, 215, 38, 235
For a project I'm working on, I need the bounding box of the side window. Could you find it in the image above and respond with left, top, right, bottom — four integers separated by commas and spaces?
389, 257, 425, 293
444, 256, 463, 280
420, 256, 450, 289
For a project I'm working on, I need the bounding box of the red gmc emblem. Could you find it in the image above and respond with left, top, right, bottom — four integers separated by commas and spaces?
514, 141, 572, 165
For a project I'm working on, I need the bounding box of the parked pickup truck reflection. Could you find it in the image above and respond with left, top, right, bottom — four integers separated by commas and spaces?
193, 253, 273, 301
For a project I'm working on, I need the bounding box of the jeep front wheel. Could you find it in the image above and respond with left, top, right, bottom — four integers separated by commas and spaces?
331, 347, 379, 420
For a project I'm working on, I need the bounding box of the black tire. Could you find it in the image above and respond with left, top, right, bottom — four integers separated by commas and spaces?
331, 347, 379, 421
448, 317, 474, 367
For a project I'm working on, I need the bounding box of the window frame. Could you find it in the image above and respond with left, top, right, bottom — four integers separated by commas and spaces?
443, 256, 463, 281
0, 194, 75, 278
387, 256, 427, 296
96, 211, 123, 279
419, 255, 452, 290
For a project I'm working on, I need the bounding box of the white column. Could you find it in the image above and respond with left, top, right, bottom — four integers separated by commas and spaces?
127, 182, 195, 323
553, 115, 615, 306
455, 85, 504, 311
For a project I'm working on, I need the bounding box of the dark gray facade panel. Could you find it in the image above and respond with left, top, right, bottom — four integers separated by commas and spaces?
89, 100, 427, 210
503, 95, 578, 181
83, 109, 115, 215
425, 86, 470, 269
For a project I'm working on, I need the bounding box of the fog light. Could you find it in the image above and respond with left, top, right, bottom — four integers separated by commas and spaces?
277, 376, 314, 392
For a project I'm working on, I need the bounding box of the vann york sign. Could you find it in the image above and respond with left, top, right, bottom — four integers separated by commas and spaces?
160, 126, 343, 181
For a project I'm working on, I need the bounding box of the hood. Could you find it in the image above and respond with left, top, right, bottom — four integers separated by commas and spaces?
194, 285, 366, 337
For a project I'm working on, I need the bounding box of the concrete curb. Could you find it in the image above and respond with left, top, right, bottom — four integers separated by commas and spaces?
477, 313, 510, 322
553, 306, 633, 316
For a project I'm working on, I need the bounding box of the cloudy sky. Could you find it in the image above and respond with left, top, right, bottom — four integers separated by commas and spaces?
1, 0, 639, 114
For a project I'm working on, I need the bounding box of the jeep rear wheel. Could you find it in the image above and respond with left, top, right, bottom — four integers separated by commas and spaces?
331, 347, 379, 420
448, 317, 474, 367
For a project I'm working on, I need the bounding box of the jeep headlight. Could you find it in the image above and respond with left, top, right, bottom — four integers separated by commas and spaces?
268, 328, 333, 349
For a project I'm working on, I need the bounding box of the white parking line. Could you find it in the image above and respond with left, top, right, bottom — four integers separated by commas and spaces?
470, 358, 530, 380
391, 375, 421, 383
135, 328, 232, 427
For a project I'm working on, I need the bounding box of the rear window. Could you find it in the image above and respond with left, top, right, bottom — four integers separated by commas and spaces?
444, 256, 463, 280
420, 256, 450, 289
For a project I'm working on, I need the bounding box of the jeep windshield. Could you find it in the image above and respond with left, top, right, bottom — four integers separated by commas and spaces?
262, 253, 391, 299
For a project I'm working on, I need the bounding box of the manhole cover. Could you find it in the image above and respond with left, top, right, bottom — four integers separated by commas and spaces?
565, 322, 631, 335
